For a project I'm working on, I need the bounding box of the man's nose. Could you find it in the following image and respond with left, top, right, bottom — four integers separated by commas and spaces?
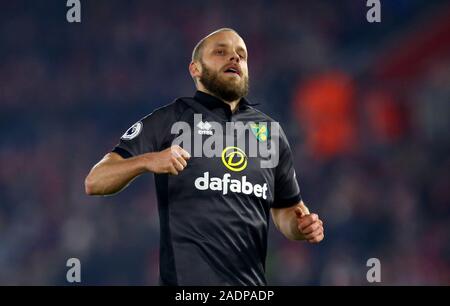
229, 51, 240, 63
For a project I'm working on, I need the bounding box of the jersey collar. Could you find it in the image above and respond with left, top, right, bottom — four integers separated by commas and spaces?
193, 90, 258, 114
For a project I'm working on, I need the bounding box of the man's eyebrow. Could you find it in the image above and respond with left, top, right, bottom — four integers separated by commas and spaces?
212, 43, 229, 48
236, 46, 247, 55
212, 43, 247, 54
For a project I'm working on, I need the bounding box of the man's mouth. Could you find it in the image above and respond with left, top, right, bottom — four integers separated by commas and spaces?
224, 66, 241, 76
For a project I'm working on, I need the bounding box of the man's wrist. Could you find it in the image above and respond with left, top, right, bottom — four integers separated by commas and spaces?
289, 215, 305, 240
137, 152, 155, 173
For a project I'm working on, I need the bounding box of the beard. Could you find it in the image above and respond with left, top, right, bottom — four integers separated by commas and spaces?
199, 61, 249, 102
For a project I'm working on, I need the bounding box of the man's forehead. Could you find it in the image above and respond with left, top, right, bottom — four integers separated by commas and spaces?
205, 31, 247, 50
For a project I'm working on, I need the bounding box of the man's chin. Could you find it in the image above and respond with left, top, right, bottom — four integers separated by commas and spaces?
199, 75, 248, 101
220, 79, 244, 90
210, 86, 243, 101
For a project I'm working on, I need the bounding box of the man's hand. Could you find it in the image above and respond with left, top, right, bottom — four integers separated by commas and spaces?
294, 207, 324, 243
271, 201, 324, 242
143, 145, 191, 175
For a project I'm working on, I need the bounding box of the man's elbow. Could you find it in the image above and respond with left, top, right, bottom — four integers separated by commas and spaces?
84, 173, 100, 196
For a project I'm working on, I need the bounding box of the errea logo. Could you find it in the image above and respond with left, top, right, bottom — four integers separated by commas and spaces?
197, 121, 213, 135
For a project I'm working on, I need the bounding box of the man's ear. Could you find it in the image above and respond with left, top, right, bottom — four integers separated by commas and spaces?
189, 61, 201, 79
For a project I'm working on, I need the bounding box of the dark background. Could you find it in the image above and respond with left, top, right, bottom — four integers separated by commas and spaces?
0, 0, 449, 285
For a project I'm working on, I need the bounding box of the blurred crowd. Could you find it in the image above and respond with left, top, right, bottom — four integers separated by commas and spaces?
0, 0, 449, 285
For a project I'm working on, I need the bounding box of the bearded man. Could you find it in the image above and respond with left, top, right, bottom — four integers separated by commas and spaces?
85, 28, 324, 286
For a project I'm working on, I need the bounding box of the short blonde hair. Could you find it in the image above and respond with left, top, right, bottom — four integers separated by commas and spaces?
191, 28, 239, 62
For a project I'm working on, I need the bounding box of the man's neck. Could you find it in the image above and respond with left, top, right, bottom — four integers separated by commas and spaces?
198, 88, 240, 113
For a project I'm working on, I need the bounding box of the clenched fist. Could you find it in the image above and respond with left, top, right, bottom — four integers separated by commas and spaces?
295, 207, 324, 243
143, 145, 191, 175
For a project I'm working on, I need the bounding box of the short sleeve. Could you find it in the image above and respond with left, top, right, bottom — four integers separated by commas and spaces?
271, 125, 302, 208
112, 106, 176, 158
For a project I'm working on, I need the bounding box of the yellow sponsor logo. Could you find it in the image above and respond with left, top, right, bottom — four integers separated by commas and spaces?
221, 146, 247, 172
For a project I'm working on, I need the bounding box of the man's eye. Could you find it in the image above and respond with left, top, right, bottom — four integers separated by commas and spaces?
215, 50, 225, 55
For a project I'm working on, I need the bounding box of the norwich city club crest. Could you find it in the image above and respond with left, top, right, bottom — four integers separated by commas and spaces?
250, 123, 268, 142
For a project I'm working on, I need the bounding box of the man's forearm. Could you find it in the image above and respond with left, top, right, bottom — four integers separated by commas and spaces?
85, 145, 191, 196
272, 203, 308, 241
281, 206, 305, 240
272, 201, 324, 243
85, 153, 149, 196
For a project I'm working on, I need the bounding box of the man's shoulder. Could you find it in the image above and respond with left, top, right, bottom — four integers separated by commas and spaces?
141, 97, 192, 123
246, 105, 279, 123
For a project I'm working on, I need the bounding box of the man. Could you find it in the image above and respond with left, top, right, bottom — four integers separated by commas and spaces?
85, 28, 324, 285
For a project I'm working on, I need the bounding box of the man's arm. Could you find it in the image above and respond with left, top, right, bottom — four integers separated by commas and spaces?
84, 145, 190, 196
271, 201, 324, 243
